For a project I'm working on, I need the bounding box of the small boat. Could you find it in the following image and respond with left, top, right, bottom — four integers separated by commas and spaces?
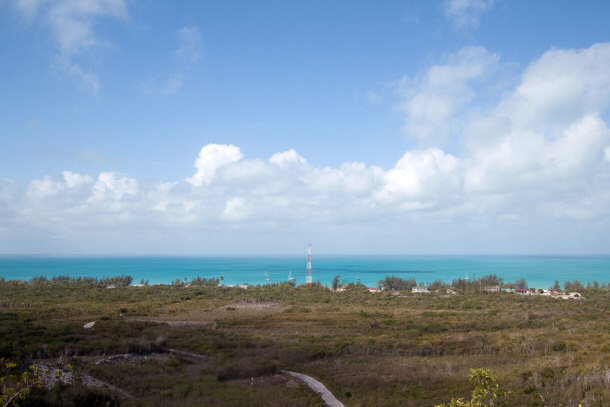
288, 271, 295, 283
265, 271, 270, 281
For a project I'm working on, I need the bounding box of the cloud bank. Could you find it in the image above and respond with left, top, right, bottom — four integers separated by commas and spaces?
2, 43, 610, 253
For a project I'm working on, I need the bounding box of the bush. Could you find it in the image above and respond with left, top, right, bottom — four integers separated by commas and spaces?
435, 368, 510, 407
216, 358, 278, 381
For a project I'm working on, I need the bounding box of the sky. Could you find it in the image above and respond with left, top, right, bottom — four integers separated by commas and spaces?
2, 0, 610, 255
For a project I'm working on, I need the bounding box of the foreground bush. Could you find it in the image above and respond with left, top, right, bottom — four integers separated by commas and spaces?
435, 368, 510, 407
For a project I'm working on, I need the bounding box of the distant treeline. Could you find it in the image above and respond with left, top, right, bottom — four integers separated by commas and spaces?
376, 274, 609, 292
26, 275, 134, 287
0, 274, 222, 288
0, 273, 607, 292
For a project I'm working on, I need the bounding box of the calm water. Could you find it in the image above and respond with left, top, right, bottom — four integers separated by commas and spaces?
0, 255, 609, 289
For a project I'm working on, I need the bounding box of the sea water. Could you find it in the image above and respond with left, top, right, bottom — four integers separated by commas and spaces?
0, 255, 609, 289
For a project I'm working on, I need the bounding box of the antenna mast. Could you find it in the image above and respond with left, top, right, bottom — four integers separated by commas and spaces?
306, 240, 312, 287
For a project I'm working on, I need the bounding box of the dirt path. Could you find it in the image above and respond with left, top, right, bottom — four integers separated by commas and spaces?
167, 348, 208, 359
142, 348, 345, 406
281, 370, 345, 407
134, 318, 211, 326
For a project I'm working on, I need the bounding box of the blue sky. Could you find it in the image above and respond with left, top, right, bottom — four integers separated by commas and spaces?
2, 0, 610, 254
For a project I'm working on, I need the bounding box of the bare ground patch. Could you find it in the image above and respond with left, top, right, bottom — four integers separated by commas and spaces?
134, 318, 212, 326
34, 362, 135, 400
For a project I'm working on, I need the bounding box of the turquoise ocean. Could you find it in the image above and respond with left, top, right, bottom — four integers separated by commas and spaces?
0, 255, 609, 289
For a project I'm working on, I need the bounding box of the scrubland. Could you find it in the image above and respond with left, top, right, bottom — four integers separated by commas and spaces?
0, 277, 608, 406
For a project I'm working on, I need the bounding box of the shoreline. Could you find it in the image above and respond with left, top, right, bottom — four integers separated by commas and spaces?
1, 254, 609, 290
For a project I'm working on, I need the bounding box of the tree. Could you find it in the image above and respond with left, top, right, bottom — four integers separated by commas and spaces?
452, 278, 473, 291
190, 276, 220, 286
377, 275, 416, 291
513, 278, 527, 289
551, 280, 561, 291
564, 280, 584, 292
479, 274, 503, 288
332, 275, 341, 291
435, 368, 510, 407
0, 360, 43, 407
428, 280, 447, 291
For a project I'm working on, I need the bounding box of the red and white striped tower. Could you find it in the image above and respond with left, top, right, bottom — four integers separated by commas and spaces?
306, 240, 312, 286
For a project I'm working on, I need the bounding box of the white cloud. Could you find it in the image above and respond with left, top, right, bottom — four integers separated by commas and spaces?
26, 170, 93, 200
464, 114, 610, 193
377, 148, 461, 205
221, 197, 249, 221
492, 43, 610, 133
400, 46, 499, 145
54, 55, 100, 93
62, 170, 93, 188
463, 43, 610, 195
45, 0, 127, 55
186, 144, 244, 186
175, 25, 203, 63
27, 175, 60, 199
269, 149, 307, 167
12, 0, 128, 92
443, 0, 495, 29
87, 172, 137, 206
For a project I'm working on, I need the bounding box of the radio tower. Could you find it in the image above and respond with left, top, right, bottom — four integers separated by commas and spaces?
306, 240, 312, 287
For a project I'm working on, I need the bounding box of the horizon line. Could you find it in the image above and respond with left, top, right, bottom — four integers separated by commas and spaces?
1, 253, 609, 257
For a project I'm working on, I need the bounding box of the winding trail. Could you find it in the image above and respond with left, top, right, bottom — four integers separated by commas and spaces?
163, 348, 345, 406
281, 370, 345, 407
167, 348, 209, 359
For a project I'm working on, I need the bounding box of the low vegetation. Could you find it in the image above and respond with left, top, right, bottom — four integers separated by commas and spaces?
0, 275, 608, 406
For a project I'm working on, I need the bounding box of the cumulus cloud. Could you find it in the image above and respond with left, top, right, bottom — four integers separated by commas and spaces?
26, 170, 94, 200
443, 0, 496, 29
62, 170, 93, 188
186, 144, 244, 186
465, 114, 610, 193
492, 43, 610, 132
400, 46, 499, 145
221, 197, 249, 221
269, 149, 307, 167
3, 43, 610, 253
88, 172, 137, 206
376, 148, 461, 207
463, 43, 610, 195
